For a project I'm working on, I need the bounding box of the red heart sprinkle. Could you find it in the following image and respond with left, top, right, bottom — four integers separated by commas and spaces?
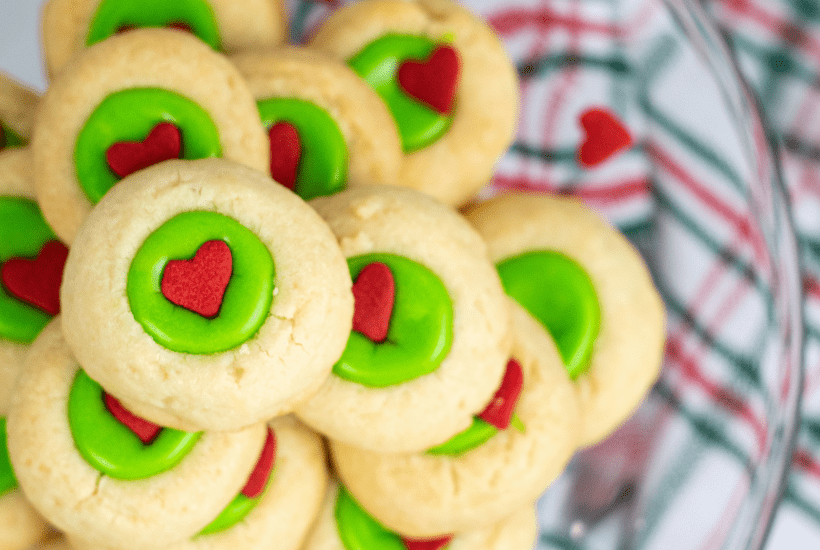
397, 45, 460, 114
241, 428, 276, 499
116, 22, 193, 34
104, 392, 162, 444
1, 240, 68, 316
351, 262, 395, 343
160, 240, 232, 318
402, 536, 454, 550
577, 108, 633, 168
106, 122, 182, 179
477, 358, 524, 430
268, 122, 302, 191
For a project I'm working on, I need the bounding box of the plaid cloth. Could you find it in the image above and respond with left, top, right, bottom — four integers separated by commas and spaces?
288, 0, 809, 548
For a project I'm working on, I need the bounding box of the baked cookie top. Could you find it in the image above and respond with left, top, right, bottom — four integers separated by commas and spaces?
310, 0, 519, 207
42, 0, 287, 77
60, 159, 353, 432
32, 28, 269, 244
0, 71, 38, 145
295, 185, 511, 453
465, 192, 666, 447
231, 47, 402, 201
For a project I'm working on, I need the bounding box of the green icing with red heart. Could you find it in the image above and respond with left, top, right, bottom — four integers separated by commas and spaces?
74, 88, 221, 204
68, 369, 202, 480
335, 484, 452, 550
426, 359, 526, 457
0, 197, 66, 344
0, 418, 17, 496
127, 210, 274, 354
198, 427, 276, 536
0, 122, 25, 150
348, 34, 460, 153
333, 254, 453, 388
257, 97, 348, 200
497, 251, 600, 379
86, 0, 220, 50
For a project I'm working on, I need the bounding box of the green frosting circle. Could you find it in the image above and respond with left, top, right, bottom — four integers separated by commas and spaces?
348, 34, 453, 153
426, 414, 525, 457
67, 369, 202, 480
74, 88, 222, 204
127, 210, 275, 355
335, 485, 408, 550
0, 197, 61, 344
0, 418, 17, 496
257, 98, 349, 201
0, 122, 24, 149
333, 253, 453, 388
86, 0, 220, 50
496, 251, 601, 379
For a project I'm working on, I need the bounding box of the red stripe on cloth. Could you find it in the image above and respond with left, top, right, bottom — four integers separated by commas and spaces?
491, 174, 650, 204
487, 6, 617, 38
793, 449, 820, 480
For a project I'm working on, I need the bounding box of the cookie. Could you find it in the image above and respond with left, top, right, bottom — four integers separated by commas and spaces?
300, 481, 538, 550
6, 319, 268, 549
68, 415, 328, 550
60, 159, 353, 432
0, 71, 39, 146
295, 185, 511, 453
331, 299, 579, 536
464, 192, 666, 447
310, 0, 519, 207
32, 28, 269, 244
42, 0, 287, 77
231, 47, 402, 200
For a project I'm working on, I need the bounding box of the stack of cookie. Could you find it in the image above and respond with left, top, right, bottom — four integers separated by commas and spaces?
0, 0, 666, 549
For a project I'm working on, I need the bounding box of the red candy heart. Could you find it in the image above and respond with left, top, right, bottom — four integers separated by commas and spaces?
478, 358, 524, 430
268, 122, 302, 191
1, 240, 68, 316
116, 22, 193, 34
402, 536, 454, 550
351, 262, 395, 343
397, 45, 460, 114
160, 240, 232, 318
241, 428, 277, 499
106, 122, 182, 179
578, 108, 633, 168
104, 392, 162, 444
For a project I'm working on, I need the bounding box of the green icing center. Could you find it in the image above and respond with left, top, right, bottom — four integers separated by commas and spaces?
333, 254, 453, 388
74, 87, 222, 204
0, 418, 17, 496
127, 211, 274, 355
86, 0, 220, 50
67, 369, 202, 480
0, 122, 24, 149
258, 97, 348, 201
496, 251, 600, 379
348, 34, 453, 152
0, 197, 60, 344
335, 485, 412, 550
426, 414, 525, 457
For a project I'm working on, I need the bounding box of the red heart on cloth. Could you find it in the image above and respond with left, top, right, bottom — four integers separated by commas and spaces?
241, 428, 277, 499
578, 108, 633, 167
268, 122, 302, 191
397, 45, 460, 114
104, 392, 162, 444
106, 122, 182, 179
402, 536, 454, 550
352, 262, 395, 343
478, 358, 524, 430
1, 240, 69, 316
160, 240, 232, 318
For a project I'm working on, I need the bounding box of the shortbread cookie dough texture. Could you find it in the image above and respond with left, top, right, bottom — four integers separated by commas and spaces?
6, 319, 268, 550
0, 71, 39, 148
68, 415, 328, 550
332, 299, 580, 537
232, 47, 402, 201
60, 159, 353, 432
42, 0, 287, 77
465, 193, 666, 447
32, 28, 269, 244
301, 482, 538, 550
310, 0, 519, 207
296, 185, 511, 453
